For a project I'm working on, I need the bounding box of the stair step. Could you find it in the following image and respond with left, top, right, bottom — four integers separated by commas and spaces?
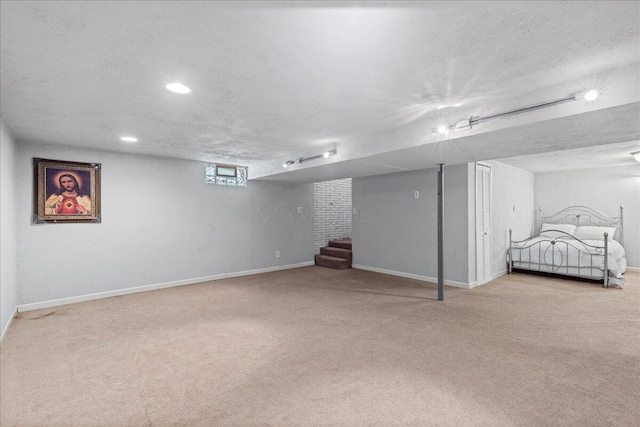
328, 240, 352, 250
315, 254, 351, 270
320, 246, 352, 260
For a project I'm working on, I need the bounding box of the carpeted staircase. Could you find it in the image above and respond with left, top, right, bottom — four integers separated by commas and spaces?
315, 240, 352, 269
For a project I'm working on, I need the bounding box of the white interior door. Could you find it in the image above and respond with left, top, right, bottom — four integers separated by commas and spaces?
476, 164, 492, 285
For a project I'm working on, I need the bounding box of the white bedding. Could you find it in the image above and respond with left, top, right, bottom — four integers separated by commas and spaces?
511, 237, 627, 287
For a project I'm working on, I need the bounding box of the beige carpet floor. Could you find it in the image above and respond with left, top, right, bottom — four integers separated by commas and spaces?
1, 267, 639, 426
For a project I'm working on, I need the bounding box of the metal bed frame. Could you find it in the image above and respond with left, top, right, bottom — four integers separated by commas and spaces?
508, 206, 624, 287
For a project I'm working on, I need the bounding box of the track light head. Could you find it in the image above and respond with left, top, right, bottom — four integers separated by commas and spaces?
455, 117, 471, 130
575, 90, 599, 101
583, 90, 599, 101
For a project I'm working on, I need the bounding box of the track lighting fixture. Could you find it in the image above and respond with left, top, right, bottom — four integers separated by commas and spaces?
283, 150, 337, 168
433, 90, 600, 134
631, 150, 640, 163
166, 82, 190, 94
579, 90, 599, 101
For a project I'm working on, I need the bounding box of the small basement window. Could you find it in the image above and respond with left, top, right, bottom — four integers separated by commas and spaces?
205, 164, 247, 186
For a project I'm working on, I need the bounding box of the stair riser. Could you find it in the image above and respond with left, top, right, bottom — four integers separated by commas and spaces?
314, 254, 351, 269
328, 241, 352, 250
320, 247, 352, 259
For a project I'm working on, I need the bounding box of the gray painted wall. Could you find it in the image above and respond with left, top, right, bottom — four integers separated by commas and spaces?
314, 178, 352, 254
352, 164, 470, 285
485, 161, 535, 278
1, 120, 18, 337
535, 165, 640, 267
16, 142, 314, 305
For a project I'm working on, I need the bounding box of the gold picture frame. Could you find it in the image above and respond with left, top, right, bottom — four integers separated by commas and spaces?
33, 158, 101, 224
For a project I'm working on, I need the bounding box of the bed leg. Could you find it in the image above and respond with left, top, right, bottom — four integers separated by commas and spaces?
508, 229, 512, 274
619, 205, 624, 248
604, 232, 609, 288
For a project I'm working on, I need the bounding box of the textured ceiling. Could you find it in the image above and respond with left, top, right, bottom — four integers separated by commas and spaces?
1, 1, 639, 182
498, 140, 640, 173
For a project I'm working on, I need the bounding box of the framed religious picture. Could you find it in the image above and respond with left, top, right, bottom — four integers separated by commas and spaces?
33, 158, 101, 224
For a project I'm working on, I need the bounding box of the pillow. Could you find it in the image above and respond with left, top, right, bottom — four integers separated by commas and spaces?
540, 223, 576, 239
574, 226, 617, 241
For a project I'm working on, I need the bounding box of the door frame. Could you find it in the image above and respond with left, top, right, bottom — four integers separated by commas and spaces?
475, 162, 493, 285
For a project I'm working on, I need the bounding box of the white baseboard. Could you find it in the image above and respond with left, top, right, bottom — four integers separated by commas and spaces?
492, 269, 508, 281
1, 306, 18, 346
474, 269, 509, 288
626, 266, 640, 272
225, 261, 313, 278
352, 264, 474, 289
17, 261, 314, 313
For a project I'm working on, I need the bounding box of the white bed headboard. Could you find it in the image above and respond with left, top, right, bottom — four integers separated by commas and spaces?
538, 205, 624, 244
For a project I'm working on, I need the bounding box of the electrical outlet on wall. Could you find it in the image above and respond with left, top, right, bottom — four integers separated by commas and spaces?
297, 206, 303, 214
414, 191, 419, 199
275, 251, 280, 258
353, 207, 357, 215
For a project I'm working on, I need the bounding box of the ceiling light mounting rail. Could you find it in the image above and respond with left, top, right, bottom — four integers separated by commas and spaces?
283, 150, 337, 168
435, 90, 599, 134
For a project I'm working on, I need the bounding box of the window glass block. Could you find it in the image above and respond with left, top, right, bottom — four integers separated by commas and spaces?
205, 165, 216, 183
237, 167, 247, 186
206, 164, 248, 187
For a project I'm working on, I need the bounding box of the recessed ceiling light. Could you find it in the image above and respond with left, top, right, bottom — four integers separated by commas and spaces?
120, 136, 138, 142
583, 90, 598, 101
437, 125, 448, 134
437, 103, 462, 110
166, 82, 191, 94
